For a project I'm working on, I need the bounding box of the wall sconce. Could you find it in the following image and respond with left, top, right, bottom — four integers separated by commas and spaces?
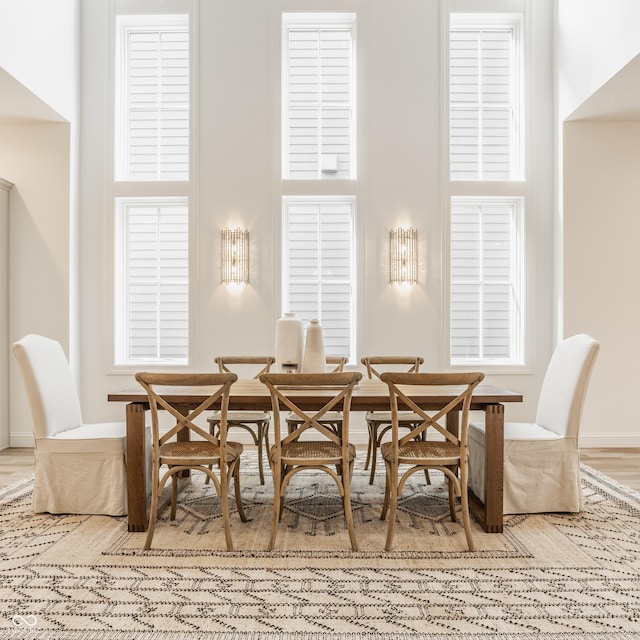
390, 227, 417, 284
221, 227, 249, 285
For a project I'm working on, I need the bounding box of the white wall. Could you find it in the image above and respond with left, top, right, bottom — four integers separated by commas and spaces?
74, 0, 555, 444
0, 0, 79, 447
0, 0, 78, 122
557, 0, 640, 121
0, 179, 10, 449
556, 0, 640, 446
563, 121, 640, 446
0, 123, 72, 446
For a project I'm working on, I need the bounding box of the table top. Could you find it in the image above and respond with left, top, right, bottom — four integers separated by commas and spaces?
108, 378, 523, 411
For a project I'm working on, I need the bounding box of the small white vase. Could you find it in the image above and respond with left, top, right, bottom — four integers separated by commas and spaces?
302, 319, 327, 373
274, 312, 304, 372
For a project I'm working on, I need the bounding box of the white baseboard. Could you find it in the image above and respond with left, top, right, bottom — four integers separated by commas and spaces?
10, 432, 34, 448
579, 434, 640, 448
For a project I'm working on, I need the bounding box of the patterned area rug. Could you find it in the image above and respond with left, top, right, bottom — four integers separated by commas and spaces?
2, 459, 640, 639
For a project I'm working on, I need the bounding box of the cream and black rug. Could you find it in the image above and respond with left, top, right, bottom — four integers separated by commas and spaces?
2, 459, 640, 639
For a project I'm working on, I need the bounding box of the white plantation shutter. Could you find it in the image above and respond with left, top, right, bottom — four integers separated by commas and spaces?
283, 198, 355, 359
283, 14, 355, 179
116, 15, 189, 181
450, 199, 523, 363
114, 13, 190, 367
117, 198, 189, 364
450, 16, 521, 180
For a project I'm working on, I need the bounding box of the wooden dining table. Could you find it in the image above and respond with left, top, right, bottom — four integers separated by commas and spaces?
108, 378, 522, 534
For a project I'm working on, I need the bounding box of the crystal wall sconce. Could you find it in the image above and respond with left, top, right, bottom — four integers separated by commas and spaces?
390, 227, 417, 284
221, 227, 249, 285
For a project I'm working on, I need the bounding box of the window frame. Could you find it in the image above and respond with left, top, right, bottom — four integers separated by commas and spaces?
445, 5, 528, 371
114, 196, 190, 366
281, 195, 357, 364
111, 5, 196, 371
281, 12, 357, 181
449, 12, 524, 182
279, 10, 361, 366
448, 195, 525, 367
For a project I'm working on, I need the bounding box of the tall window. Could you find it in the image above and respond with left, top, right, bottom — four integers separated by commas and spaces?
281, 13, 357, 362
114, 13, 190, 366
448, 12, 525, 366
282, 197, 356, 359
450, 198, 523, 363
282, 13, 356, 180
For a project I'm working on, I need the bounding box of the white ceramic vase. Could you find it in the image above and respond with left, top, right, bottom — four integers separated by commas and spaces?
302, 319, 327, 373
274, 312, 304, 372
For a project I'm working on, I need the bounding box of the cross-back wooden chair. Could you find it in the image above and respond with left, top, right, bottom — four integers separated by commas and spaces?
260, 371, 362, 551
285, 356, 348, 434
360, 356, 425, 484
379, 371, 484, 551
135, 372, 247, 551
207, 356, 274, 484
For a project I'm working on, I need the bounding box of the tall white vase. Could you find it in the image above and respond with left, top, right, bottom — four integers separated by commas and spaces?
302, 319, 326, 373
274, 312, 304, 372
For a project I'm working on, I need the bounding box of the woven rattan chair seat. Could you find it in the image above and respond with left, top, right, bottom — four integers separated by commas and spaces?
365, 410, 421, 424
208, 410, 270, 423
276, 440, 356, 464
160, 440, 243, 465
381, 439, 459, 464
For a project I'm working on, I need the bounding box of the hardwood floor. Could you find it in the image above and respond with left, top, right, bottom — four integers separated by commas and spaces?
580, 447, 640, 492
1, 447, 640, 493
0, 447, 34, 489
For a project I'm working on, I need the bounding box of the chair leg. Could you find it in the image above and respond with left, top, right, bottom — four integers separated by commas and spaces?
269, 461, 282, 550
144, 468, 161, 550
231, 459, 247, 522
447, 466, 457, 522
342, 460, 358, 551
380, 459, 391, 520
384, 464, 399, 551
257, 421, 267, 485
368, 425, 380, 485
364, 421, 373, 470
459, 465, 474, 551
204, 421, 219, 485
170, 473, 178, 520
219, 464, 233, 552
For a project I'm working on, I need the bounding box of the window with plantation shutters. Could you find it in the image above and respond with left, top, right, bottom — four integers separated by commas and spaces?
116, 15, 189, 181
114, 12, 191, 367
450, 15, 522, 181
115, 198, 189, 365
282, 197, 355, 361
448, 10, 525, 367
282, 13, 356, 180
450, 198, 523, 364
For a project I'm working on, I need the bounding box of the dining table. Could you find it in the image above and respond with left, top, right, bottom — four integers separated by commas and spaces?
108, 378, 522, 535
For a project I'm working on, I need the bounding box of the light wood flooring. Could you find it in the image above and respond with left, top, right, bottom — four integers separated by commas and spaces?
1, 446, 639, 492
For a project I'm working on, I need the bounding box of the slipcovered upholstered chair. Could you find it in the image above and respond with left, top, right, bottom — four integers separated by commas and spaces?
360, 356, 425, 484
468, 333, 600, 514
135, 372, 246, 551
208, 356, 274, 484
13, 334, 128, 515
260, 371, 362, 551
379, 371, 484, 551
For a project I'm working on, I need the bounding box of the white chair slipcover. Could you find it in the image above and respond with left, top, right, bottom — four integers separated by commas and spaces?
468, 333, 600, 514
13, 334, 129, 515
